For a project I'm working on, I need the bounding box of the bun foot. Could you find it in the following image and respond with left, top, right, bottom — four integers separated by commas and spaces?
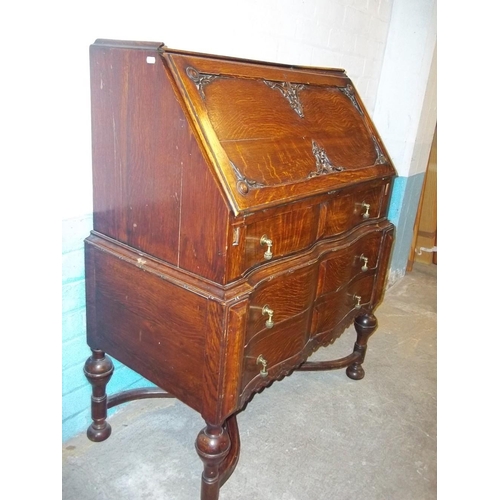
346, 363, 365, 380
87, 421, 112, 442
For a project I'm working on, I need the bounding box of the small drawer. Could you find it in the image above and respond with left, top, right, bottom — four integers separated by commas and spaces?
244, 205, 320, 269
241, 311, 310, 397
317, 230, 383, 297
246, 264, 317, 342
322, 180, 389, 237
311, 274, 375, 336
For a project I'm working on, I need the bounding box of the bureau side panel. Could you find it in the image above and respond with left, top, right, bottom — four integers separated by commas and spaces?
89, 43, 184, 265
85, 242, 208, 413
159, 60, 232, 284
176, 141, 232, 283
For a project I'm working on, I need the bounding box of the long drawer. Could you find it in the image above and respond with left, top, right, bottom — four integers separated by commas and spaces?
232, 178, 391, 277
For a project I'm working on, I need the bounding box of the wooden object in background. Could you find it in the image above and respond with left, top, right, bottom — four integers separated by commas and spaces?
84, 39, 396, 500
408, 127, 437, 269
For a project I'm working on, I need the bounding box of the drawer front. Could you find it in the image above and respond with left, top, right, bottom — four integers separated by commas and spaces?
316, 230, 383, 296
311, 274, 375, 336
322, 180, 389, 237
244, 205, 319, 269
240, 312, 310, 399
246, 264, 317, 342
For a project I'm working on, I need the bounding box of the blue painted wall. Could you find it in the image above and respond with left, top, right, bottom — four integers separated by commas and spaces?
387, 173, 425, 284
62, 215, 155, 442
61, 173, 423, 442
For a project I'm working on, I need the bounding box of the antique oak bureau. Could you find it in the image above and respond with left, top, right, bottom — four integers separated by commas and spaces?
84, 39, 396, 499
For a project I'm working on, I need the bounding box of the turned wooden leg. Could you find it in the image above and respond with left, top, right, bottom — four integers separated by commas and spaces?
83, 349, 114, 442
346, 313, 377, 380
195, 424, 231, 500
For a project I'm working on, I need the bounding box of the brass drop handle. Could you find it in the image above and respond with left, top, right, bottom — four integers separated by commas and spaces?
358, 254, 369, 272
262, 305, 274, 328
353, 294, 362, 309
256, 354, 268, 377
260, 235, 273, 260
361, 202, 370, 219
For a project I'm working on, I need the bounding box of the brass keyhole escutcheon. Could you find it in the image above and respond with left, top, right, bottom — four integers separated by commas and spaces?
256, 355, 268, 377
361, 202, 370, 219
262, 305, 274, 328
260, 235, 273, 260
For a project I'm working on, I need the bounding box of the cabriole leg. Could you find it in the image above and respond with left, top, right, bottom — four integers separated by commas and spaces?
83, 349, 114, 442
195, 424, 231, 500
346, 313, 378, 380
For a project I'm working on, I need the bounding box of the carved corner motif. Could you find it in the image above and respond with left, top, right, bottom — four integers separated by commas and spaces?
186, 66, 220, 99
308, 140, 344, 178
339, 84, 364, 115
263, 80, 306, 118
230, 161, 266, 195
372, 136, 388, 165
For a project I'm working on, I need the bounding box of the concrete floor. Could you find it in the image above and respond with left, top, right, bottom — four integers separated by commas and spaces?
62, 262, 436, 500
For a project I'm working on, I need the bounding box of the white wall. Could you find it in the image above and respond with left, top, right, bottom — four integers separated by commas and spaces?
373, 0, 437, 178
12, 0, 393, 220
